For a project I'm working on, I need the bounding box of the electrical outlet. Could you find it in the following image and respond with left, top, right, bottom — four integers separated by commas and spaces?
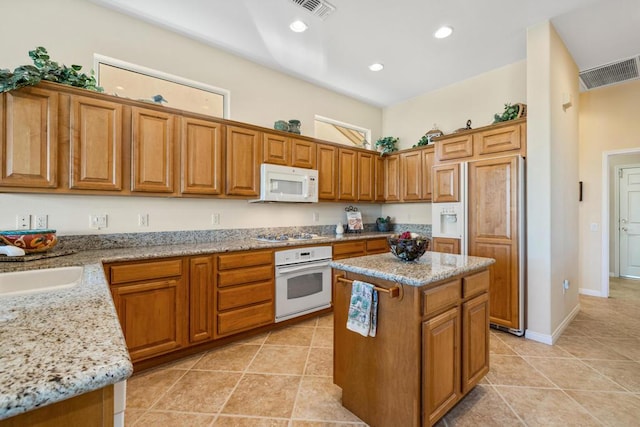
89, 214, 108, 230
34, 214, 48, 229
312, 211, 320, 222
563, 279, 570, 294
212, 213, 221, 225
138, 213, 149, 227
16, 214, 31, 230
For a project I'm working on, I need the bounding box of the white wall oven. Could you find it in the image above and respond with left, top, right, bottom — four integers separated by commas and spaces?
275, 246, 332, 322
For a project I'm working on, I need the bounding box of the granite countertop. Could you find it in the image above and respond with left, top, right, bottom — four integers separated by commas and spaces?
0, 231, 390, 420
329, 251, 495, 287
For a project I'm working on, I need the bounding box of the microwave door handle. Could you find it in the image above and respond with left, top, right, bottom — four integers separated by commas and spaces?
277, 261, 330, 274
302, 176, 309, 198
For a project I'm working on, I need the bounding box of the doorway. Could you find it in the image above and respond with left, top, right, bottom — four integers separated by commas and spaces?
617, 165, 640, 278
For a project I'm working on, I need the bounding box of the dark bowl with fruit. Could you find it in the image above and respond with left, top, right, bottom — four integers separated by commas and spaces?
387, 232, 430, 262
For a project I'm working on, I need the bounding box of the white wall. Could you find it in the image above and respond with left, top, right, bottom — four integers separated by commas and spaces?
382, 61, 527, 150
0, 0, 384, 235
526, 21, 580, 343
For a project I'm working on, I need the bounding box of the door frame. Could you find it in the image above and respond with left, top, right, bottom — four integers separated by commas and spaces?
602, 148, 640, 297
613, 163, 640, 277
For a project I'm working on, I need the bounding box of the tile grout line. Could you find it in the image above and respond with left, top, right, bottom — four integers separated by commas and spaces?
289, 319, 318, 425
129, 366, 191, 426
482, 383, 527, 426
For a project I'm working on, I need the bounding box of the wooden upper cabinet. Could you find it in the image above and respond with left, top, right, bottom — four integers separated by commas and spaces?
291, 138, 316, 169
338, 148, 357, 201
131, 106, 176, 193
262, 132, 289, 166
432, 163, 459, 202
0, 87, 58, 188
435, 134, 473, 162
317, 143, 337, 200
421, 148, 434, 201
385, 153, 401, 202
181, 117, 224, 195
374, 155, 385, 202
69, 95, 122, 191
476, 122, 521, 155
357, 151, 374, 201
226, 125, 261, 196
400, 150, 422, 202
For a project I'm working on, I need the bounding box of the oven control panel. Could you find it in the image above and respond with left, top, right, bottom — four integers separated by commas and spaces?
275, 246, 332, 266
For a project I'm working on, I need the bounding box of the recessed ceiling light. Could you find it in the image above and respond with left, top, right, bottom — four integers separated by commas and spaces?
289, 20, 308, 33
434, 26, 453, 39
369, 63, 384, 72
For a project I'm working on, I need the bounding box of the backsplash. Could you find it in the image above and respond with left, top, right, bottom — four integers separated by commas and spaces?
56, 224, 431, 251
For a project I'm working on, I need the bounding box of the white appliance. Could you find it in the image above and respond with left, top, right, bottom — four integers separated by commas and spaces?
431, 156, 526, 336
250, 163, 318, 203
274, 245, 332, 322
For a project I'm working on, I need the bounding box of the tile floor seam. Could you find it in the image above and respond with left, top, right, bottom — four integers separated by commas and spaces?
568, 355, 634, 392
129, 367, 191, 427
289, 323, 317, 423
484, 383, 527, 426
556, 388, 607, 426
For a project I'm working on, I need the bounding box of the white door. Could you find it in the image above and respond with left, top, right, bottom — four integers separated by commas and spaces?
620, 167, 640, 278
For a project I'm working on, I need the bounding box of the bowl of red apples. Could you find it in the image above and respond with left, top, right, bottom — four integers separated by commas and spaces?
387, 231, 429, 262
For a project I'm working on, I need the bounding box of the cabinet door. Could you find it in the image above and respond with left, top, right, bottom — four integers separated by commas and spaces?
374, 155, 386, 202
189, 255, 215, 344
0, 87, 58, 188
291, 138, 316, 169
338, 148, 357, 201
462, 292, 490, 394
423, 307, 460, 427
431, 237, 461, 255
476, 123, 521, 156
131, 107, 175, 193
421, 148, 434, 201
226, 125, 261, 196
385, 154, 401, 202
263, 132, 289, 165
111, 277, 186, 361
70, 95, 122, 190
181, 117, 224, 195
357, 151, 374, 201
317, 143, 337, 200
468, 156, 520, 329
432, 163, 459, 202
400, 151, 422, 201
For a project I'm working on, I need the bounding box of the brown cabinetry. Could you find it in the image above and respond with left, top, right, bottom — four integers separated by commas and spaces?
216, 250, 274, 337
432, 163, 459, 202
400, 150, 422, 201
435, 134, 473, 162
333, 237, 389, 259
262, 132, 289, 165
385, 153, 401, 202
317, 143, 337, 200
422, 148, 434, 200
338, 148, 357, 201
365, 237, 388, 254
374, 155, 385, 202
226, 125, 261, 196
357, 151, 375, 201
431, 237, 461, 255
0, 86, 58, 188
69, 95, 123, 191
291, 138, 316, 169
131, 107, 176, 193
189, 255, 215, 344
181, 117, 224, 195
107, 258, 187, 362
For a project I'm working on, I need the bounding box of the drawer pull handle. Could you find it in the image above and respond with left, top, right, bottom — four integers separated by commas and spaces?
335, 275, 402, 299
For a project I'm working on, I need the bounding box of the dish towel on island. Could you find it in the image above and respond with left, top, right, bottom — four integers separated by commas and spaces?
346, 280, 379, 337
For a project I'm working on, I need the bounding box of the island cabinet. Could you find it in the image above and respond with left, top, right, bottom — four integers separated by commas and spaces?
332, 257, 491, 427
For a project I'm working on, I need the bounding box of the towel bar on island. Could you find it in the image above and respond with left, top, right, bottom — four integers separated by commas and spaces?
335, 275, 402, 299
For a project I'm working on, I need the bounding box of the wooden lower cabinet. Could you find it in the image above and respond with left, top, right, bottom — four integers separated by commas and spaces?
189, 255, 215, 344
462, 292, 490, 393
431, 237, 461, 254
333, 238, 388, 259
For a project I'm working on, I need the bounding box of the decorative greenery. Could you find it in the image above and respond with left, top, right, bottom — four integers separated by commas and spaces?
377, 216, 391, 223
413, 134, 430, 148
493, 103, 521, 123
375, 136, 399, 156
0, 47, 103, 93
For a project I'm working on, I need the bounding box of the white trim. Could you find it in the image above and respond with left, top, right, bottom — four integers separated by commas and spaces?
525, 302, 581, 345
602, 148, 640, 299
93, 54, 231, 119
579, 288, 602, 297
314, 114, 372, 148
613, 165, 621, 277
524, 330, 552, 345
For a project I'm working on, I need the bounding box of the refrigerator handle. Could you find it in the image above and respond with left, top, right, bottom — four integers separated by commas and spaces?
461, 162, 468, 256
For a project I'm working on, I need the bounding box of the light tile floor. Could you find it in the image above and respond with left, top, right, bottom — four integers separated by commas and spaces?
125, 277, 640, 426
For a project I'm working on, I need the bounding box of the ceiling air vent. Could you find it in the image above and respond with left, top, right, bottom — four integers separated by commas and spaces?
290, 0, 336, 19
579, 56, 640, 90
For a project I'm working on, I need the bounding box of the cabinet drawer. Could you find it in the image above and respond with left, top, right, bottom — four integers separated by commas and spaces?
218, 265, 273, 287
435, 135, 473, 161
333, 241, 366, 259
109, 259, 183, 284
462, 269, 490, 298
476, 124, 520, 155
218, 281, 273, 311
217, 301, 274, 336
218, 250, 272, 270
366, 238, 389, 254
423, 280, 461, 317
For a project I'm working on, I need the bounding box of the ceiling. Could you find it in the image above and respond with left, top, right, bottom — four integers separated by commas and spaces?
90, 0, 640, 107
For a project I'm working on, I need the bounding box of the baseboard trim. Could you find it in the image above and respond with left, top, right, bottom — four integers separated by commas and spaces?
579, 288, 603, 297
524, 329, 553, 345
525, 303, 581, 345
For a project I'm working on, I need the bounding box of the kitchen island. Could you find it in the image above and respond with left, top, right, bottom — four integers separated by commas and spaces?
330, 251, 495, 427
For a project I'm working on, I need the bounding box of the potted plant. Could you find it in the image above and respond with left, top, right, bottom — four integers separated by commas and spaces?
376, 216, 391, 232
375, 136, 399, 156
492, 103, 526, 123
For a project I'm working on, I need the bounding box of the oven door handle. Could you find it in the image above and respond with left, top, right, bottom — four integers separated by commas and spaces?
276, 261, 331, 275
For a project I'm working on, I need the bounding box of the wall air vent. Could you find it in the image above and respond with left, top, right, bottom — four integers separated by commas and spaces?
290, 0, 336, 19
579, 56, 640, 90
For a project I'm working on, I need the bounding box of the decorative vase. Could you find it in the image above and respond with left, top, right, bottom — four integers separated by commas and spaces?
288, 120, 301, 134
274, 120, 289, 131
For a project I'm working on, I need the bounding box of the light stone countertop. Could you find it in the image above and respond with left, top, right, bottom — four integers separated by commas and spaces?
329, 251, 495, 287
0, 231, 390, 420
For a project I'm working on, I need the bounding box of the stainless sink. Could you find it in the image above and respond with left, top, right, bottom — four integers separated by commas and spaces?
0, 266, 83, 297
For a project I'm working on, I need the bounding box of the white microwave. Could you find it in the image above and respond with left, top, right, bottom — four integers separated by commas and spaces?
250, 163, 319, 203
